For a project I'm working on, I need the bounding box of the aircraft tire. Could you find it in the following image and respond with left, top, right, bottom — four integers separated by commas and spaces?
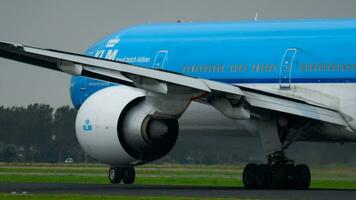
256, 164, 272, 189
243, 163, 258, 189
270, 165, 288, 189
122, 167, 136, 184
294, 164, 311, 189
108, 167, 122, 184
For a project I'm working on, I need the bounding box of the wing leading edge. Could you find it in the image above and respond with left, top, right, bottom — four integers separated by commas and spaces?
0, 41, 349, 126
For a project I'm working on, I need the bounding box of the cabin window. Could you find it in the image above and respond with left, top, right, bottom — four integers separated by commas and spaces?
342, 64, 346, 72
347, 64, 352, 71
300, 64, 305, 71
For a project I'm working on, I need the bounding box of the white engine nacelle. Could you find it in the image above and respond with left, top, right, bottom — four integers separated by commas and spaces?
75, 86, 179, 166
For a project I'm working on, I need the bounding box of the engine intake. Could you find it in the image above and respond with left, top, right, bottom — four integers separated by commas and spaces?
75, 86, 178, 166
118, 97, 178, 162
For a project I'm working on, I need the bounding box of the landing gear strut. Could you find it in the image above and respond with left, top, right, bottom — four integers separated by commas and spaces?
108, 166, 136, 184
243, 151, 311, 189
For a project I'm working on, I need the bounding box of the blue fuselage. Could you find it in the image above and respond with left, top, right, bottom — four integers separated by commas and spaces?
70, 19, 356, 109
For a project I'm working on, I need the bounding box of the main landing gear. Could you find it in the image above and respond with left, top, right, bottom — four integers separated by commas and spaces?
242, 151, 311, 189
108, 166, 136, 184
242, 118, 311, 189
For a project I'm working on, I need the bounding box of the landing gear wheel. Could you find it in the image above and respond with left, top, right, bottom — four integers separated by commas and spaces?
243, 164, 258, 189
108, 167, 122, 184
122, 167, 136, 184
242, 162, 311, 189
294, 164, 311, 189
270, 165, 288, 189
256, 164, 272, 189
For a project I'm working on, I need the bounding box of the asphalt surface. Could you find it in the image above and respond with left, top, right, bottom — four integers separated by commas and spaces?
1, 183, 356, 199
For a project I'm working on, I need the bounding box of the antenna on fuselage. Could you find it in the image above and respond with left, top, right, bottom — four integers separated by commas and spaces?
254, 12, 259, 21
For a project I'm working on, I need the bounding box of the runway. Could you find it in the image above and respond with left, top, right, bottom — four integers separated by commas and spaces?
1, 183, 356, 199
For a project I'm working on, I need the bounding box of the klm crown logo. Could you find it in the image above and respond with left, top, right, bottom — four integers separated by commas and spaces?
83, 119, 92, 132
106, 37, 120, 48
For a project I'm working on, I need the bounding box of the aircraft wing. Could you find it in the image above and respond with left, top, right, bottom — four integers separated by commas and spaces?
0, 41, 349, 126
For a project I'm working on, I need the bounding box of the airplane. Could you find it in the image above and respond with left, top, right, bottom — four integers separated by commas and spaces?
1, 18, 356, 190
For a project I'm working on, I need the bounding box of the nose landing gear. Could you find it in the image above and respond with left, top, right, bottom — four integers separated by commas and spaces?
108, 166, 136, 184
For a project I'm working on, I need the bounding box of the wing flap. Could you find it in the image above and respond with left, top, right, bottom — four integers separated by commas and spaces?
203, 79, 244, 96
244, 91, 348, 126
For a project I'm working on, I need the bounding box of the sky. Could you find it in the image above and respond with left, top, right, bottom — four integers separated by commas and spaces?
1, 0, 356, 108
